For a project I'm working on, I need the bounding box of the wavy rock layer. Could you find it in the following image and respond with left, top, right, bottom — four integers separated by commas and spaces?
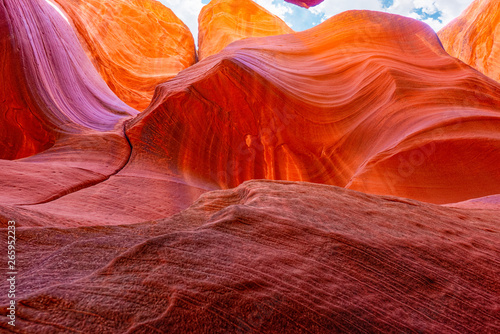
198, 0, 293, 60
438, 0, 500, 82
0, 0, 202, 227
0, 154, 210, 227
0, 4, 499, 332
54, 0, 196, 110
285, 0, 324, 8
1, 181, 498, 332
0, 11, 55, 160
129, 10, 500, 204
0, 0, 135, 160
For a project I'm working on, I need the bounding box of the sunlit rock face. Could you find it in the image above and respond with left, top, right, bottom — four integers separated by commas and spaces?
285, 0, 324, 8
128, 10, 500, 205
438, 0, 500, 82
198, 0, 293, 60
0, 0, 136, 160
53, 0, 197, 110
2, 181, 499, 332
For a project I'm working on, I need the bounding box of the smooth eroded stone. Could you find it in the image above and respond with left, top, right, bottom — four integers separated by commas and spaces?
54, 0, 197, 110
438, 0, 500, 82
0, 0, 136, 160
0, 0, 203, 228
127, 10, 500, 204
0, 0, 149, 227
198, 0, 293, 60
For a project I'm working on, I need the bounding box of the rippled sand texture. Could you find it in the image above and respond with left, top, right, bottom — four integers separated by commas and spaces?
53, 0, 196, 110
1, 181, 499, 332
130, 10, 500, 205
198, 0, 293, 60
438, 0, 500, 82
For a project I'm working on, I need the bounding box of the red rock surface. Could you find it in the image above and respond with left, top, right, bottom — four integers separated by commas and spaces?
0, 3, 498, 221
129, 10, 500, 205
438, 0, 500, 82
198, 0, 293, 60
0, 14, 55, 160
0, 2, 499, 332
1, 181, 499, 332
285, 0, 324, 8
53, 0, 196, 110
0, 0, 203, 227
0, 0, 136, 160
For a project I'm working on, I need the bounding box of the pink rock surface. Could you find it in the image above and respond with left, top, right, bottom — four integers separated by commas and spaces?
446, 194, 500, 210
1, 4, 499, 227
1, 181, 498, 332
0, 0, 136, 160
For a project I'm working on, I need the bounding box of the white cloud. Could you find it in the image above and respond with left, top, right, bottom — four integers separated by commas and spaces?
310, 0, 384, 19
385, 0, 473, 30
309, 0, 474, 31
253, 0, 294, 24
156, 0, 474, 47
158, 0, 204, 41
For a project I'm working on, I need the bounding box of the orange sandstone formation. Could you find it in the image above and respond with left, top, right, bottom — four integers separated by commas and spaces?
2, 4, 500, 229
438, 0, 500, 82
198, 0, 293, 60
53, 0, 197, 110
128, 10, 500, 205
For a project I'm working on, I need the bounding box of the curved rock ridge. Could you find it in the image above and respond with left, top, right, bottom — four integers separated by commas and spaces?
0, 0, 137, 160
438, 0, 500, 82
53, 0, 196, 111
0, 0, 202, 228
0, 150, 211, 227
127, 10, 500, 204
198, 0, 293, 60
446, 194, 500, 210
1, 181, 498, 332
285, 0, 324, 8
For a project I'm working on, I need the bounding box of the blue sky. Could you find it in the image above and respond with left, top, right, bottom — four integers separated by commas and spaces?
160, 0, 474, 42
